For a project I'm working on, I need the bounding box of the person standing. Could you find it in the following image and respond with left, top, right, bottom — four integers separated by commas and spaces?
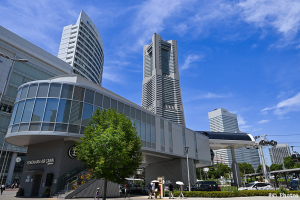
154, 182, 160, 199
151, 182, 155, 199
124, 182, 130, 199
169, 183, 174, 199
94, 188, 100, 200
0, 184, 5, 195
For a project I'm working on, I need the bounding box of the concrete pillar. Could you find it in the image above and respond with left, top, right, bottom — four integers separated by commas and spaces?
230, 147, 242, 187
6, 152, 17, 183
274, 174, 278, 189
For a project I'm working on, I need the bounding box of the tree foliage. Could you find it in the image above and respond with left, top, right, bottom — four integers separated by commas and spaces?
256, 164, 270, 173
216, 163, 231, 177
284, 156, 295, 169
238, 163, 255, 176
75, 108, 143, 200
270, 164, 283, 171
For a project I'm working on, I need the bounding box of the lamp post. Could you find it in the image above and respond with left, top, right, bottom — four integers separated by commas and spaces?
0, 52, 28, 104
0, 52, 28, 182
185, 146, 191, 191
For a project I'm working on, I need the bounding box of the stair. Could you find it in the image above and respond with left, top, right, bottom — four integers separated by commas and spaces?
51, 190, 66, 198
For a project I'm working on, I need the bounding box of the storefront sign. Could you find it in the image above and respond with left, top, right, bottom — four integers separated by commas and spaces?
68, 146, 77, 159
16, 157, 21, 163
27, 158, 55, 165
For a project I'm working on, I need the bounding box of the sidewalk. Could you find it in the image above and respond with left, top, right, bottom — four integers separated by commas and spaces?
0, 191, 292, 200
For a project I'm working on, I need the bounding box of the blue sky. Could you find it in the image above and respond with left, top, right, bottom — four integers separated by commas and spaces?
1, 0, 300, 166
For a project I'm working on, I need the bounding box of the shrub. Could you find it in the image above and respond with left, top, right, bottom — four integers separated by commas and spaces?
278, 186, 288, 194
162, 190, 300, 198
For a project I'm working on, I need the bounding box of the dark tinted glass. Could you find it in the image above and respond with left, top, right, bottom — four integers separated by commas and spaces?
147, 113, 151, 124
20, 85, 28, 100
68, 125, 80, 134
15, 88, 22, 102
11, 124, 19, 132
37, 83, 49, 97
124, 105, 130, 116
82, 103, 93, 126
80, 126, 85, 134
21, 99, 35, 122
10, 102, 19, 125
103, 96, 110, 109
19, 123, 29, 132
27, 84, 38, 98
142, 112, 146, 123
130, 107, 135, 119
54, 123, 68, 132
42, 123, 54, 131
69, 101, 83, 125
56, 99, 71, 123
29, 123, 41, 131
111, 99, 117, 110
48, 83, 61, 97
141, 123, 146, 140
84, 89, 94, 104
43, 99, 59, 122
136, 110, 141, 121
14, 100, 25, 124
73, 86, 84, 101
118, 102, 124, 113
94, 93, 103, 107
31, 98, 46, 121
61, 84, 73, 99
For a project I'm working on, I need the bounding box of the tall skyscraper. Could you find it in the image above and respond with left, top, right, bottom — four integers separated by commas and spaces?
142, 33, 185, 126
269, 143, 291, 166
208, 108, 261, 170
58, 10, 104, 85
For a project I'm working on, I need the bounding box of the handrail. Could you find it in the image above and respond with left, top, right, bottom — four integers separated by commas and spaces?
50, 164, 87, 196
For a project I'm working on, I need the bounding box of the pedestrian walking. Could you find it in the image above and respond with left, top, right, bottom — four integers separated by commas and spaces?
148, 183, 152, 199
169, 183, 174, 199
154, 182, 160, 199
124, 182, 130, 199
179, 185, 184, 199
151, 182, 155, 198
94, 188, 100, 200
0, 184, 5, 195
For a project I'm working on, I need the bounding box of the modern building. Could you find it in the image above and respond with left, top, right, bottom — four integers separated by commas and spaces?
0, 25, 72, 184
58, 10, 104, 85
269, 143, 291, 166
5, 74, 212, 196
142, 33, 185, 126
208, 108, 260, 170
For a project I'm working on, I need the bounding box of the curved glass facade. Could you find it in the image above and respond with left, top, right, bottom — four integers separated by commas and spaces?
7, 81, 156, 148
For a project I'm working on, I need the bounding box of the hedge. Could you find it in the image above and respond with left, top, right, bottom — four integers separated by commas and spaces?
164, 190, 300, 198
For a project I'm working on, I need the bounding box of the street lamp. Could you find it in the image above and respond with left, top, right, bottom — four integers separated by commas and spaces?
0, 52, 28, 105
185, 146, 191, 191
0, 52, 28, 180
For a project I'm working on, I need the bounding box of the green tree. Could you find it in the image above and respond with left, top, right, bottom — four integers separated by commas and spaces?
294, 163, 300, 168
284, 156, 295, 169
238, 163, 255, 176
216, 163, 231, 177
256, 164, 270, 173
270, 164, 283, 171
207, 167, 219, 179
76, 108, 143, 200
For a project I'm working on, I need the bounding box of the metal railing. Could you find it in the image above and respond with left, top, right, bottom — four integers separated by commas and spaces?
64, 169, 92, 196
50, 164, 87, 196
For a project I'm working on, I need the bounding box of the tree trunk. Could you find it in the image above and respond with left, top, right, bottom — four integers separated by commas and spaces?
103, 178, 108, 200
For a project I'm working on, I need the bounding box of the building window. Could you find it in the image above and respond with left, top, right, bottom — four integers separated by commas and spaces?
31, 98, 46, 122
37, 83, 49, 97
61, 84, 73, 99
141, 122, 146, 140
13, 100, 25, 124
56, 99, 72, 123
21, 99, 35, 122
69, 101, 83, 125
48, 83, 61, 98
81, 103, 93, 126
27, 84, 38, 98
146, 124, 151, 142
43, 99, 59, 122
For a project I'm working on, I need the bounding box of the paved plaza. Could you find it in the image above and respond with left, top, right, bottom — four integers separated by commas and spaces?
0, 189, 297, 200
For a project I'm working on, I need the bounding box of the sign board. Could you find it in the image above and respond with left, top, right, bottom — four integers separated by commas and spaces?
27, 158, 54, 165
68, 146, 77, 159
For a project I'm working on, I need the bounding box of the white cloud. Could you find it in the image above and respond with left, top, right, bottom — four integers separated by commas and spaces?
239, 125, 252, 131
185, 92, 232, 102
129, 0, 184, 51
261, 92, 300, 115
253, 128, 263, 132
257, 119, 270, 124
237, 114, 246, 125
238, 0, 300, 39
181, 54, 204, 70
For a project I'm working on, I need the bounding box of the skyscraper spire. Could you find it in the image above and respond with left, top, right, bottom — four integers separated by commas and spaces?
142, 33, 185, 126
